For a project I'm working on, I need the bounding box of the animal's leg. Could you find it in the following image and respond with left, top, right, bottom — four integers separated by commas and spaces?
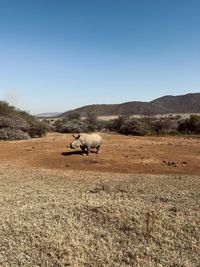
86, 146, 91, 156
96, 145, 100, 154
80, 145, 86, 155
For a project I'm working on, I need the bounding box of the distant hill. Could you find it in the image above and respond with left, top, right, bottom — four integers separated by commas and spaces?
36, 112, 61, 118
150, 93, 200, 113
59, 93, 200, 117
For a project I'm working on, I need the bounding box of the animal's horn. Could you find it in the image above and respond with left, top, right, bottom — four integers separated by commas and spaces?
73, 134, 80, 139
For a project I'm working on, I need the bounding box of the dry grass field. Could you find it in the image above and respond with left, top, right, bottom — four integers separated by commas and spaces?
0, 133, 199, 266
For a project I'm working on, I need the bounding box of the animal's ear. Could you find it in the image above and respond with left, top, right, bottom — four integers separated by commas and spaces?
73, 134, 80, 139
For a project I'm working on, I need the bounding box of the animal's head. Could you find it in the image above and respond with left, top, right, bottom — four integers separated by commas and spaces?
70, 139, 82, 149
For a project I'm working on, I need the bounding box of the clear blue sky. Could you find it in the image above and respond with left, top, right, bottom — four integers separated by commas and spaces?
0, 0, 200, 114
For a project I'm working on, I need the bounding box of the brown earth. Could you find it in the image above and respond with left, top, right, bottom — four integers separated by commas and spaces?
0, 132, 199, 174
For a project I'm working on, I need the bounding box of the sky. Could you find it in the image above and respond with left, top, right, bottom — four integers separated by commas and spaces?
0, 0, 200, 114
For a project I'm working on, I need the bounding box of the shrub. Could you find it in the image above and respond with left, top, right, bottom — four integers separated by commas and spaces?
0, 101, 16, 116
177, 115, 200, 134
153, 118, 178, 134
0, 115, 29, 131
0, 115, 48, 140
85, 112, 98, 125
28, 121, 49, 138
120, 118, 150, 136
53, 120, 63, 132
0, 128, 30, 141
95, 120, 110, 132
55, 119, 96, 133
67, 113, 81, 121
108, 116, 127, 132
0, 101, 49, 140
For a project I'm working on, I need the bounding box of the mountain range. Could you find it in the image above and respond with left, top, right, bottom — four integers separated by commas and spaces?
58, 93, 200, 117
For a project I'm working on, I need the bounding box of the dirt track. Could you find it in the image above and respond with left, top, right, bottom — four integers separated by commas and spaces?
0, 133, 199, 174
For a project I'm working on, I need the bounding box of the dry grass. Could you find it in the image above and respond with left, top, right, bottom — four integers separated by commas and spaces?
0, 166, 199, 266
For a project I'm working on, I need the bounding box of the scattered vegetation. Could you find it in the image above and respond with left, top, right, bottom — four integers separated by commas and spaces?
53, 114, 200, 137
101, 115, 199, 136
1, 101, 200, 140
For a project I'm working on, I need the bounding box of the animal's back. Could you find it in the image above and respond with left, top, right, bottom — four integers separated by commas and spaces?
80, 133, 102, 147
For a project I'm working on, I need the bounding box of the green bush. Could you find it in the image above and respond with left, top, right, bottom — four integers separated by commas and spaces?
55, 119, 96, 133
85, 112, 98, 125
0, 115, 29, 131
0, 101, 16, 116
0, 101, 49, 140
120, 118, 150, 136
67, 112, 81, 121
95, 120, 110, 132
177, 115, 200, 134
0, 128, 30, 141
108, 116, 127, 132
153, 118, 178, 134
28, 121, 49, 138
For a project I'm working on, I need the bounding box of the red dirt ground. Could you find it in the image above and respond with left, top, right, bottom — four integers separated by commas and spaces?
0, 133, 199, 174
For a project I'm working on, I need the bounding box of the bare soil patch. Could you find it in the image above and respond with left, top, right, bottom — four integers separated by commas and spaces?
0, 133, 199, 174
